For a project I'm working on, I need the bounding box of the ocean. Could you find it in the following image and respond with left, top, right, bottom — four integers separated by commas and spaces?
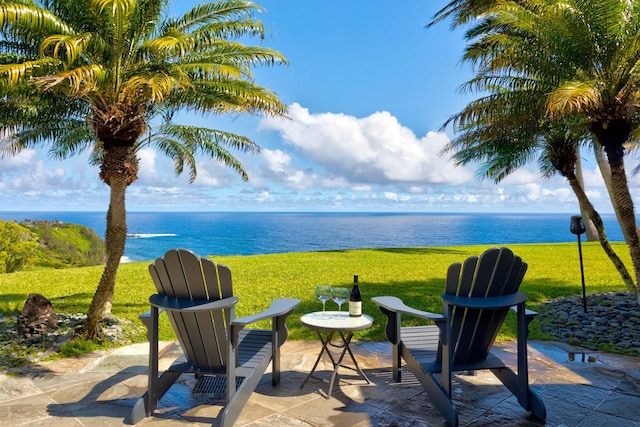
0, 211, 626, 262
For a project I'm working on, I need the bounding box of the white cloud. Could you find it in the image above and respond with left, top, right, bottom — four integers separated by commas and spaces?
0, 149, 37, 170
136, 148, 158, 185
260, 103, 473, 187
262, 148, 291, 174
0, 149, 66, 191
501, 168, 541, 185
256, 191, 274, 203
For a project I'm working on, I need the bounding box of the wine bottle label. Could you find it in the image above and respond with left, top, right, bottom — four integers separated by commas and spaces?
349, 301, 362, 317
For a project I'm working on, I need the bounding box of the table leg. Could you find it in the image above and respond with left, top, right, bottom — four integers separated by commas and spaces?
300, 329, 372, 398
341, 331, 371, 385
300, 330, 336, 389
327, 331, 352, 397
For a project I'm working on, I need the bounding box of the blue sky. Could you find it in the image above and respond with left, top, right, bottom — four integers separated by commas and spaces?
1, 0, 637, 213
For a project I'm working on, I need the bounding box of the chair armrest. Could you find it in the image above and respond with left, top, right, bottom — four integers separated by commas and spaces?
511, 305, 538, 317
440, 291, 527, 310
373, 296, 443, 346
149, 294, 239, 312
231, 298, 301, 327
372, 296, 444, 321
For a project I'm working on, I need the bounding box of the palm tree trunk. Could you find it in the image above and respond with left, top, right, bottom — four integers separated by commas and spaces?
600, 143, 640, 300
84, 147, 130, 338
594, 142, 640, 244
566, 173, 636, 293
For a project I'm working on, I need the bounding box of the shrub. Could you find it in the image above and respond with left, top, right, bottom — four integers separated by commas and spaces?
0, 220, 39, 273
17, 220, 106, 269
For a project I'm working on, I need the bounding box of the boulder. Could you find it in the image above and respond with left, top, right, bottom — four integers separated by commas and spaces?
18, 293, 58, 337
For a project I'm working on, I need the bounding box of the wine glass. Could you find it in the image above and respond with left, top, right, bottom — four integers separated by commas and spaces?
315, 285, 332, 312
331, 287, 349, 312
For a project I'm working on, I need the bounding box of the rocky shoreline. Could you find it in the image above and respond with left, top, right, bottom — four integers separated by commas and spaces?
536, 291, 640, 356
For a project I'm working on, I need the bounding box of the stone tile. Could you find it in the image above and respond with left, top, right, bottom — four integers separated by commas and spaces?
55, 402, 133, 425
86, 354, 149, 374
614, 372, 640, 397
628, 370, 640, 382
539, 382, 611, 411
0, 392, 56, 425
0, 375, 41, 402
243, 412, 313, 426
20, 417, 85, 426
45, 374, 136, 405
359, 409, 434, 427
454, 381, 513, 412
27, 352, 106, 374
281, 390, 382, 427
594, 390, 640, 422
343, 370, 425, 411
532, 385, 596, 426
29, 372, 114, 394
175, 400, 224, 425
576, 410, 640, 427
252, 371, 322, 412
467, 394, 544, 426
136, 416, 198, 426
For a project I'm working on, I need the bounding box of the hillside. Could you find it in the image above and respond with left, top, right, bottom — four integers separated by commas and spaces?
8, 219, 106, 270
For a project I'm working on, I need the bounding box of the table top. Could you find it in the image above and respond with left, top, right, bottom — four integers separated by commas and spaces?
300, 311, 373, 331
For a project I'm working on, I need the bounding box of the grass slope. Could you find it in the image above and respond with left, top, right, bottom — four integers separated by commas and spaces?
0, 243, 633, 345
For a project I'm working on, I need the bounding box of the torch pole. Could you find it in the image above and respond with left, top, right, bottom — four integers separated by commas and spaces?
577, 233, 587, 313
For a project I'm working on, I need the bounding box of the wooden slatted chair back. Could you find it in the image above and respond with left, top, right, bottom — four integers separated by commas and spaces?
148, 249, 235, 370
442, 247, 527, 366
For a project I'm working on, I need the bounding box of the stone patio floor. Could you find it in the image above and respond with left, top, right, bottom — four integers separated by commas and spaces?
0, 339, 639, 426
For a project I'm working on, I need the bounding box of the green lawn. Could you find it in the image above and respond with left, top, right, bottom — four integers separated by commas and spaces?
0, 243, 633, 344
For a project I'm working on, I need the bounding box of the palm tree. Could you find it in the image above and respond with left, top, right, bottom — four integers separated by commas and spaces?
444, 97, 637, 293
443, 0, 640, 299
0, 0, 288, 337
431, 0, 640, 244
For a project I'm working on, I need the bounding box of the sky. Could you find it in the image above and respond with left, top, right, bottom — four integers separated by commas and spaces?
1, 0, 639, 213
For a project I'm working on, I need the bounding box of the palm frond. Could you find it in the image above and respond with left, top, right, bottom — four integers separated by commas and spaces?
0, 57, 59, 82
151, 122, 259, 182
92, 0, 135, 18
171, 0, 263, 36
39, 32, 92, 63
34, 63, 107, 94
546, 81, 602, 116
0, 3, 75, 35
123, 70, 190, 102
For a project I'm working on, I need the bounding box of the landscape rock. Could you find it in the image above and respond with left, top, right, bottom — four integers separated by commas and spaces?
17, 293, 57, 337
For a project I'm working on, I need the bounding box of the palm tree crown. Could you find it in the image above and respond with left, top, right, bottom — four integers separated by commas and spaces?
0, 0, 286, 177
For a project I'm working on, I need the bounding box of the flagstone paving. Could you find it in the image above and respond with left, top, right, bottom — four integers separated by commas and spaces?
0, 339, 638, 426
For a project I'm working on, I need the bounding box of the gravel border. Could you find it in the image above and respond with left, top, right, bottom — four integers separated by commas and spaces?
0, 313, 142, 369
536, 291, 640, 355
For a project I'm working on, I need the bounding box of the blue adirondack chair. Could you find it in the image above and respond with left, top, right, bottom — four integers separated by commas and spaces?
131, 249, 300, 427
373, 247, 546, 427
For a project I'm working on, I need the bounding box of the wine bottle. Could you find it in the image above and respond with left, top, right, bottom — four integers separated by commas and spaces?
349, 274, 362, 317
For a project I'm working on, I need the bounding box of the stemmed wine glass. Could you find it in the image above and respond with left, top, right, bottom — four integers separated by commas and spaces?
315, 285, 332, 312
331, 287, 349, 312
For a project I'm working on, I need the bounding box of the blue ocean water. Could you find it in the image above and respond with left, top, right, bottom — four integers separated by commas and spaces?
0, 211, 625, 262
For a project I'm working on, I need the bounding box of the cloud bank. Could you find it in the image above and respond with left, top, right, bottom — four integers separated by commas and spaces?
0, 103, 628, 213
